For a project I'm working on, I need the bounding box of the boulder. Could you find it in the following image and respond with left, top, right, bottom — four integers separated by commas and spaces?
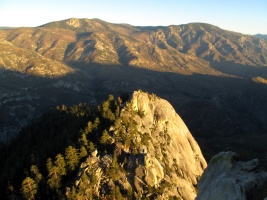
196, 151, 267, 200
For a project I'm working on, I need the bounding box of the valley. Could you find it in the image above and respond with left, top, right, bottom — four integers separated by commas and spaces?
0, 18, 267, 161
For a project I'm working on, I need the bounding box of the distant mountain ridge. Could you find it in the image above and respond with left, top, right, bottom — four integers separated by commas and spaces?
0, 27, 16, 30
0, 18, 267, 161
254, 34, 267, 42
1, 18, 267, 77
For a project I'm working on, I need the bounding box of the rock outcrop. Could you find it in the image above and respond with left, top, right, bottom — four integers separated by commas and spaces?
196, 151, 267, 200
127, 90, 207, 199
73, 90, 207, 199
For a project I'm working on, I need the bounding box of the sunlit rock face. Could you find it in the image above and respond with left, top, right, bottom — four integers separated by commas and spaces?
196, 151, 267, 200
74, 90, 207, 199
66, 18, 81, 28
127, 90, 207, 199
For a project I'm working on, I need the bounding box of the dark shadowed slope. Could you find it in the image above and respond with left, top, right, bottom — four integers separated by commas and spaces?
0, 18, 267, 161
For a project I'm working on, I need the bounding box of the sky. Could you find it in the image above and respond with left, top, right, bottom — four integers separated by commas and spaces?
0, 0, 266, 35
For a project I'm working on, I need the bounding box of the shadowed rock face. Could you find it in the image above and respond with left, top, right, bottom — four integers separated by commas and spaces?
196, 151, 267, 200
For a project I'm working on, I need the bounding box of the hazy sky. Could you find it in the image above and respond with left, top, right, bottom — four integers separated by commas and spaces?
0, 0, 266, 34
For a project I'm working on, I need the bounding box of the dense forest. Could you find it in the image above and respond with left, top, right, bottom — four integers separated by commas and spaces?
0, 94, 141, 199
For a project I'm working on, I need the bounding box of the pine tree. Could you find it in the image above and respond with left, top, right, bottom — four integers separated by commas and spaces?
80, 133, 88, 147
88, 141, 95, 153
65, 146, 79, 172
47, 167, 61, 190
108, 153, 120, 179
75, 173, 94, 199
79, 146, 88, 159
108, 94, 115, 102
20, 177, 37, 200
86, 121, 93, 134
115, 105, 120, 118
46, 157, 61, 190
100, 130, 111, 144
66, 186, 77, 200
93, 117, 100, 130
46, 158, 53, 173
30, 165, 42, 185
102, 100, 110, 113
54, 154, 66, 176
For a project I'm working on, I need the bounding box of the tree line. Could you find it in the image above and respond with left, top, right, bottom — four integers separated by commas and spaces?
0, 94, 126, 199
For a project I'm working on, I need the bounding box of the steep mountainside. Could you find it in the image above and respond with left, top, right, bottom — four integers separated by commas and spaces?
71, 91, 207, 199
0, 91, 206, 199
0, 18, 267, 161
1, 18, 267, 76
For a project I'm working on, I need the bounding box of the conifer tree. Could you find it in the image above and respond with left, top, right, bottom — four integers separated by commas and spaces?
80, 133, 88, 147
75, 173, 93, 199
65, 146, 80, 172
88, 141, 95, 153
47, 165, 61, 190
54, 154, 66, 176
115, 105, 120, 118
93, 117, 100, 129
86, 121, 93, 134
108, 153, 120, 179
30, 165, 42, 185
46, 157, 62, 190
79, 146, 88, 159
100, 130, 111, 144
46, 158, 53, 173
21, 177, 37, 200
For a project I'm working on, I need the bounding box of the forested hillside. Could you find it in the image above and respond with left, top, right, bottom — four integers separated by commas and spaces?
0, 91, 206, 199
0, 94, 122, 199
1, 19, 267, 199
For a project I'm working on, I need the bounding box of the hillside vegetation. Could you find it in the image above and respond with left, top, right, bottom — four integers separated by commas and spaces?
1, 18, 267, 162
0, 91, 206, 199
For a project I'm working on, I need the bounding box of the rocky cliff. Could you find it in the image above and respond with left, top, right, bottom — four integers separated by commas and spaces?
196, 151, 267, 200
70, 90, 207, 199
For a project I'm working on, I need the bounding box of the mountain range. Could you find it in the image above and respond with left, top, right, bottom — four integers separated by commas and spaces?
1, 18, 267, 160
254, 34, 267, 42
